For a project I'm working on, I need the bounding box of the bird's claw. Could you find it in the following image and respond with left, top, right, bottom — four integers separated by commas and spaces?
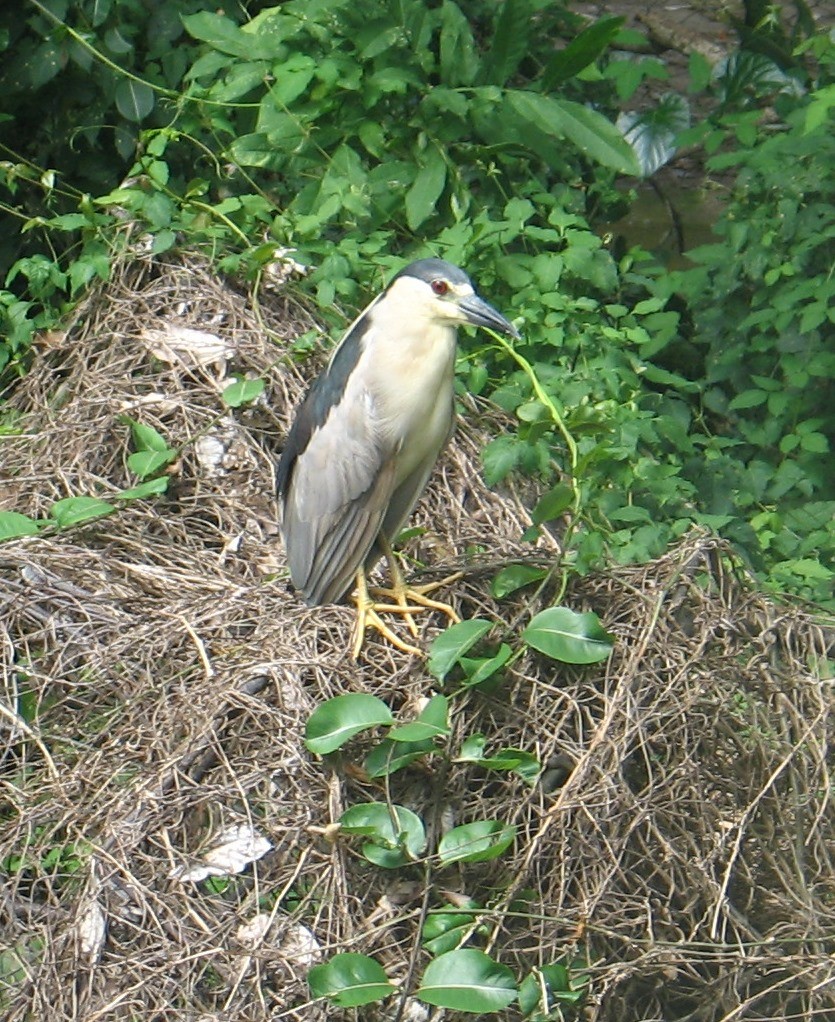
351, 603, 423, 659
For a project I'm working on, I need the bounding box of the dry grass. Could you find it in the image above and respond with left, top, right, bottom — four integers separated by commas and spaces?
1, 255, 833, 1021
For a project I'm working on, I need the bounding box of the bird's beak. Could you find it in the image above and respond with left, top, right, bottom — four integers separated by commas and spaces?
458, 294, 520, 339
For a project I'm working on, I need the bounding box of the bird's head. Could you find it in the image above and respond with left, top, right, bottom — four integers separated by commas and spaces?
389, 258, 520, 339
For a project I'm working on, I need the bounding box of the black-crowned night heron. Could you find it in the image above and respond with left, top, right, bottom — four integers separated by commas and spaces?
277, 258, 519, 657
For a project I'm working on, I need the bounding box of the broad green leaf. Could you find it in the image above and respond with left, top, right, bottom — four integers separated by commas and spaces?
482, 434, 520, 485
481, 0, 533, 87
438, 820, 516, 864
439, 0, 478, 86
389, 694, 449, 742
405, 148, 446, 230
532, 483, 575, 524
460, 643, 514, 688
308, 953, 394, 1007
114, 477, 170, 500
183, 12, 284, 59
127, 450, 175, 479
0, 511, 40, 540
617, 92, 690, 177
305, 694, 394, 755
417, 949, 517, 1012
428, 620, 492, 680
422, 905, 480, 955
129, 420, 169, 453
508, 91, 640, 175
522, 607, 614, 664
519, 962, 585, 1015
115, 80, 154, 123
364, 737, 434, 778
223, 377, 265, 408
542, 15, 624, 88
49, 497, 116, 528
491, 564, 548, 599
339, 802, 426, 868
457, 736, 540, 785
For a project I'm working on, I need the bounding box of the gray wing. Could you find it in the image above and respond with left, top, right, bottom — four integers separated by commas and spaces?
280, 380, 398, 605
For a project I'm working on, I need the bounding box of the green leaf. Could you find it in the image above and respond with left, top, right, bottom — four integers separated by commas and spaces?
113, 477, 170, 500
405, 148, 446, 230
491, 564, 548, 599
482, 434, 520, 485
0, 511, 40, 540
129, 420, 170, 453
308, 953, 395, 1007
422, 907, 480, 955
115, 80, 154, 122
428, 620, 493, 680
618, 92, 690, 177
438, 820, 516, 864
389, 694, 450, 742
364, 737, 435, 778
522, 607, 614, 664
127, 450, 175, 479
519, 962, 585, 1015
461, 643, 514, 688
532, 483, 575, 524
457, 735, 540, 785
339, 802, 426, 868
417, 949, 517, 1012
481, 0, 533, 87
183, 11, 283, 59
508, 91, 641, 175
304, 694, 394, 755
542, 16, 624, 88
223, 377, 265, 408
49, 497, 116, 528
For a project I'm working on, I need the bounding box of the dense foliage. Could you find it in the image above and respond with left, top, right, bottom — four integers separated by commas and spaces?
1, 0, 833, 608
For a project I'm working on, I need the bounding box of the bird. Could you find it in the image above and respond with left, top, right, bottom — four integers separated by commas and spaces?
276, 257, 519, 657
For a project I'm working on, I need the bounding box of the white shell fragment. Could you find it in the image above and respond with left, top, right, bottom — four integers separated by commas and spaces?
77, 898, 106, 964
169, 824, 272, 883
145, 325, 234, 369
236, 912, 273, 949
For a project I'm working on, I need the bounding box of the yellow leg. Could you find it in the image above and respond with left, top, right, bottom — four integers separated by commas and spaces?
369, 536, 462, 636
351, 568, 422, 659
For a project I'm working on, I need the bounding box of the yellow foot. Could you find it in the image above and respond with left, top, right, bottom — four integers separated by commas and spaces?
368, 572, 463, 636
351, 601, 423, 659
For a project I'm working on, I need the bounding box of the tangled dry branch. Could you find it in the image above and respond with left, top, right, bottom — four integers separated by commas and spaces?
1, 256, 833, 1021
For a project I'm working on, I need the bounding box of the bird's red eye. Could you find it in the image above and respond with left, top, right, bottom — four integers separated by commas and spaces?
431, 279, 449, 296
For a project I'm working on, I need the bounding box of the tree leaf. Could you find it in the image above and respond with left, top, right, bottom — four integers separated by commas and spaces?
617, 92, 690, 178
405, 148, 446, 230
223, 377, 265, 408
389, 694, 449, 742
428, 620, 493, 680
542, 15, 625, 89
308, 953, 395, 1007
114, 477, 170, 500
115, 80, 154, 122
522, 607, 614, 664
491, 564, 548, 599
480, 0, 534, 87
49, 497, 116, 528
438, 820, 516, 864
339, 802, 426, 868
508, 91, 640, 175
129, 420, 170, 453
127, 450, 175, 479
417, 949, 517, 1011
364, 737, 435, 778
0, 511, 40, 540
304, 694, 394, 755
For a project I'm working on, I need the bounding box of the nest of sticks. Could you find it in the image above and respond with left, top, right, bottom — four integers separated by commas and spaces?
1, 254, 833, 1021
